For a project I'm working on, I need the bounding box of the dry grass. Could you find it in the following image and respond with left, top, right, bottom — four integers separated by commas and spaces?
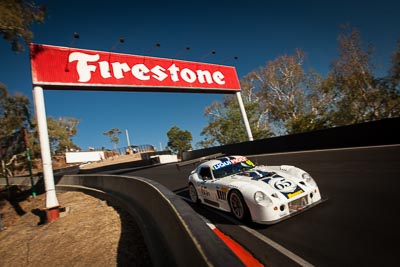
0, 189, 152, 266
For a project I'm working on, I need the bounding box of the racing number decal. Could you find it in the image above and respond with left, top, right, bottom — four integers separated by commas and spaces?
272, 178, 297, 193
269, 178, 304, 199
200, 187, 210, 197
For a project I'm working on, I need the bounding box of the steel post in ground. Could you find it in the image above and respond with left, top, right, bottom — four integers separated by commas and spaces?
33, 86, 59, 222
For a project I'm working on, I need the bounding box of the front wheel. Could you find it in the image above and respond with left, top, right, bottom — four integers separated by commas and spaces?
188, 183, 200, 204
228, 190, 250, 222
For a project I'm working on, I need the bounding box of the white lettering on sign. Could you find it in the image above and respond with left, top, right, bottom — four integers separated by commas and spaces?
168, 64, 180, 82
151, 65, 168, 81
131, 64, 150, 80
68, 52, 226, 85
69, 52, 99, 82
181, 68, 196, 83
111, 62, 130, 79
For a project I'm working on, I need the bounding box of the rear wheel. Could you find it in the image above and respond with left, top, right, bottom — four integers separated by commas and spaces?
228, 190, 250, 222
188, 183, 200, 204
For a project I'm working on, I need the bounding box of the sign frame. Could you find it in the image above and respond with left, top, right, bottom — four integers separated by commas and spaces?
30, 44, 241, 94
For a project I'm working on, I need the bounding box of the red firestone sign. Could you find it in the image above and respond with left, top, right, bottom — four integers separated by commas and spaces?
30, 44, 241, 93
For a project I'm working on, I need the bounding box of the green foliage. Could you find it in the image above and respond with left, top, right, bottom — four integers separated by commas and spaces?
102, 128, 122, 151
0, 0, 46, 52
198, 95, 273, 148
200, 49, 329, 147
326, 26, 400, 125
46, 116, 80, 154
166, 126, 192, 158
388, 41, 400, 89
0, 83, 31, 138
372, 41, 400, 118
0, 84, 80, 157
199, 25, 400, 148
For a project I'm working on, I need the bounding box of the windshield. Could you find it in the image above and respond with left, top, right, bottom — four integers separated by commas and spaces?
212, 157, 255, 178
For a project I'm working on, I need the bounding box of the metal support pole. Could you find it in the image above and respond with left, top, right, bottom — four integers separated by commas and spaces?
236, 91, 254, 141
33, 86, 60, 222
126, 129, 131, 147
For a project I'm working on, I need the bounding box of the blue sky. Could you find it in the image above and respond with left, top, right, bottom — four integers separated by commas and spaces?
1, 0, 399, 151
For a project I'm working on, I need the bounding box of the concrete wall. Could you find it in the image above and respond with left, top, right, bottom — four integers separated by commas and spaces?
55, 174, 244, 267
151, 154, 178, 164
183, 117, 400, 161
65, 151, 105, 163
78, 159, 155, 174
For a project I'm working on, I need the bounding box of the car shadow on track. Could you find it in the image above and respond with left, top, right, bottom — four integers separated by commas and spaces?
173, 187, 271, 230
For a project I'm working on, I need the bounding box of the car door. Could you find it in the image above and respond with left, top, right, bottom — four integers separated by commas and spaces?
197, 167, 220, 207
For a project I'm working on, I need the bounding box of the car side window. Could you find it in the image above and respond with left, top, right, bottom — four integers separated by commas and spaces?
199, 167, 212, 180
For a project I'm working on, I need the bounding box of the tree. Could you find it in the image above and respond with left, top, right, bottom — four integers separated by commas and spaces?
166, 126, 192, 158
198, 94, 272, 148
1, 84, 80, 158
0, 83, 31, 138
252, 49, 333, 135
388, 41, 400, 90
373, 40, 400, 118
0, 0, 46, 52
325, 25, 400, 125
102, 128, 122, 151
199, 49, 330, 148
45, 116, 80, 154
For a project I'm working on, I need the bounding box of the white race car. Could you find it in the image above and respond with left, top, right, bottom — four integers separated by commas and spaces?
188, 155, 322, 224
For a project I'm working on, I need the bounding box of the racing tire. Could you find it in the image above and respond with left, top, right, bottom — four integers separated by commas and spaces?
228, 190, 250, 222
188, 183, 200, 204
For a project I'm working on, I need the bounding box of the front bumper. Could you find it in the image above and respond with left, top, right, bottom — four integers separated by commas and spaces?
249, 190, 325, 224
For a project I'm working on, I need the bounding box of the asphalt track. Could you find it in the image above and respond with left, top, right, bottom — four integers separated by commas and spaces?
108, 145, 400, 266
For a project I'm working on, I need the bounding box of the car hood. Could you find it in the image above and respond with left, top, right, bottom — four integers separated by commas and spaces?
220, 167, 309, 199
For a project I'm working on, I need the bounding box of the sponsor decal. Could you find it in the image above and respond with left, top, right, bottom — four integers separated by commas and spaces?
30, 44, 240, 93
217, 190, 227, 200
287, 190, 304, 198
220, 186, 229, 193
212, 160, 232, 170
230, 156, 248, 164
200, 187, 210, 197
245, 160, 255, 167
212, 157, 249, 170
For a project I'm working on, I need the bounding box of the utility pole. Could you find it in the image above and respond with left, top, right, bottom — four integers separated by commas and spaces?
126, 129, 131, 147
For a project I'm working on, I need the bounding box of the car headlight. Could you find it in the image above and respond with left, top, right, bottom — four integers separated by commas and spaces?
302, 172, 316, 185
254, 191, 272, 206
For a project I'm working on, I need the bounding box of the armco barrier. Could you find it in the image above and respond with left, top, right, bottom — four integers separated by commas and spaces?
55, 174, 244, 267
183, 117, 400, 161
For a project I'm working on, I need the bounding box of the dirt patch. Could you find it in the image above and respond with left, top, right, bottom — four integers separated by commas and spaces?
0, 187, 152, 266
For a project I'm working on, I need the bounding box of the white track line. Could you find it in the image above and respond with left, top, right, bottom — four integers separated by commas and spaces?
181, 196, 314, 266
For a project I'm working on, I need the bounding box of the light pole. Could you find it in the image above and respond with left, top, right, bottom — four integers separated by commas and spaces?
126, 129, 131, 148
